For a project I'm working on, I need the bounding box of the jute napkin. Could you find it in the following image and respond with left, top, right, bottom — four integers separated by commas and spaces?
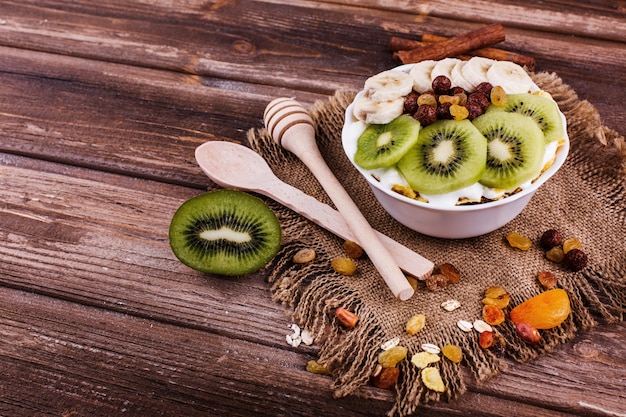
246, 72, 625, 416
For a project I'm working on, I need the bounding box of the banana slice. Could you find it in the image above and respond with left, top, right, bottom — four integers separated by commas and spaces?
461, 57, 496, 90
409, 60, 437, 92
363, 70, 413, 102
353, 95, 405, 125
450, 61, 474, 92
431, 58, 462, 80
486, 61, 534, 94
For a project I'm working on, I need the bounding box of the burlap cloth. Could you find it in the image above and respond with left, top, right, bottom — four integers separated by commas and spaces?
245, 72, 625, 416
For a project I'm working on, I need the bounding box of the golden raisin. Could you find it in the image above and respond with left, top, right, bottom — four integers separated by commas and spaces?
441, 344, 463, 363
506, 231, 532, 250
391, 183, 417, 199
306, 360, 331, 375
343, 240, 364, 259
405, 313, 426, 335
438, 263, 461, 284
331, 257, 357, 275
490, 85, 508, 106
482, 305, 505, 326
410, 351, 440, 369
406, 275, 419, 292
562, 238, 582, 254
482, 286, 511, 309
545, 246, 565, 263
378, 346, 408, 368
537, 271, 558, 289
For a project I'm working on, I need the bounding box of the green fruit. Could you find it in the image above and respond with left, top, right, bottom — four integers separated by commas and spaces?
354, 115, 421, 169
169, 190, 282, 276
397, 119, 487, 195
490, 93, 564, 143
472, 111, 546, 190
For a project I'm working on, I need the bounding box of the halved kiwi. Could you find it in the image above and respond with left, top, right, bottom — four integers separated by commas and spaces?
491, 94, 564, 143
397, 119, 487, 194
169, 190, 282, 276
472, 111, 546, 190
354, 115, 421, 169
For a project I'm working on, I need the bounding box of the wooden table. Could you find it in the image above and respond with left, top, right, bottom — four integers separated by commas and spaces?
1, 1, 624, 416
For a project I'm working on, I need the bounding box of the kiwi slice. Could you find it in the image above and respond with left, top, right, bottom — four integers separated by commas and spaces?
354, 115, 421, 169
491, 93, 564, 143
397, 119, 487, 194
169, 190, 282, 276
472, 111, 546, 190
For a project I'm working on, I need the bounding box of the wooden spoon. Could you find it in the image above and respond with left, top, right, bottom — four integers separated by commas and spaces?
263, 98, 420, 300
195, 140, 433, 287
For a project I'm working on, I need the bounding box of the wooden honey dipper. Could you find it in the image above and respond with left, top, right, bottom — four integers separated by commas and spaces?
264, 97, 415, 301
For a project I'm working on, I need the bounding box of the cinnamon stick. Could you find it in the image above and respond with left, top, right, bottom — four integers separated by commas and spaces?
421, 33, 536, 70
394, 23, 506, 65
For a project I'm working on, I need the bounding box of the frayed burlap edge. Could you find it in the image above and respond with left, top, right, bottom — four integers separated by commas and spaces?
247, 71, 625, 417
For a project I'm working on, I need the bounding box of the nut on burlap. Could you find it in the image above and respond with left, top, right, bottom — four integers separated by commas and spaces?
247, 72, 625, 417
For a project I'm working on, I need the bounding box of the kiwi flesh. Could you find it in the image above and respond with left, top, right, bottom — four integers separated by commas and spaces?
491, 94, 564, 143
397, 119, 487, 194
472, 111, 546, 190
354, 114, 421, 169
169, 189, 282, 276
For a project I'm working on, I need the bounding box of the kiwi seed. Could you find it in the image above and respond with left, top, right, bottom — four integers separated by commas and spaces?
168, 189, 282, 276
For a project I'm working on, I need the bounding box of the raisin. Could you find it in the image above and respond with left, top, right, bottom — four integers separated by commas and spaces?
331, 257, 357, 275
546, 246, 565, 263
417, 92, 437, 107
431, 75, 451, 94
371, 367, 400, 389
441, 344, 463, 363
563, 249, 588, 271
490, 85, 508, 106
506, 231, 532, 250
482, 305, 505, 326
306, 360, 331, 375
537, 270, 558, 289
479, 331, 494, 349
378, 346, 408, 368
450, 104, 469, 120
343, 240, 364, 259
405, 313, 426, 335
425, 273, 448, 291
489, 334, 507, 357
562, 238, 582, 254
421, 367, 445, 392
540, 229, 563, 249
438, 263, 461, 284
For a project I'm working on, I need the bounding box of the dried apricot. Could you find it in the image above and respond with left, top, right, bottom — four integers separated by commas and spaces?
441, 344, 463, 363
421, 367, 446, 392
506, 231, 532, 250
482, 304, 505, 326
509, 288, 571, 329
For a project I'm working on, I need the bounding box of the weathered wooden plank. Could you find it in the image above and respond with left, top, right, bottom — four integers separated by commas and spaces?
2, 287, 624, 417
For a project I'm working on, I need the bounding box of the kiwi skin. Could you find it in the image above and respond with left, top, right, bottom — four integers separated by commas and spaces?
168, 189, 282, 276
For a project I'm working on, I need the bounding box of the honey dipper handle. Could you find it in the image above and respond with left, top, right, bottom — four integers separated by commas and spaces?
264, 98, 415, 301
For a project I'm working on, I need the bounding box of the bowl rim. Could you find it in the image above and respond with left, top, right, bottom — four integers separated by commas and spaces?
342, 62, 571, 213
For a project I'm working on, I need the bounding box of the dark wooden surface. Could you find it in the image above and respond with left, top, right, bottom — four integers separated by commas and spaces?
1, 1, 625, 416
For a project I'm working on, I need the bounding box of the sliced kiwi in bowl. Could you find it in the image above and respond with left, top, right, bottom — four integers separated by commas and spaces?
490, 93, 565, 143
472, 111, 546, 190
397, 119, 487, 195
169, 189, 282, 276
354, 114, 421, 169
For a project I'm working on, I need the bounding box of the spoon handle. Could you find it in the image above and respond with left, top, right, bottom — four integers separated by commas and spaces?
264, 98, 416, 300
259, 176, 434, 280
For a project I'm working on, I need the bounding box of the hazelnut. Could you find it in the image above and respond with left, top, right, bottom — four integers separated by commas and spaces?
540, 229, 563, 249
563, 249, 588, 271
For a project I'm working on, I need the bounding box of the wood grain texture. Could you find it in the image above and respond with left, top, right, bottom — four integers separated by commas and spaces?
0, 0, 624, 416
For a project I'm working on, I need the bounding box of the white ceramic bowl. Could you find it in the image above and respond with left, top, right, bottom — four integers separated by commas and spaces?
342, 65, 570, 239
